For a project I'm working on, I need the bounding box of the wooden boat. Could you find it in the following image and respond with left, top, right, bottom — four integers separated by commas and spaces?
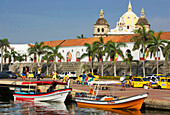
75, 81, 148, 110
13, 81, 72, 102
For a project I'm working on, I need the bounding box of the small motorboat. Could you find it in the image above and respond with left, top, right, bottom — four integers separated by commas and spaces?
13, 80, 72, 102
75, 81, 148, 110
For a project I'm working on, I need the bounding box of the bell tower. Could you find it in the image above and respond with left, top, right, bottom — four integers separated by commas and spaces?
93, 9, 110, 37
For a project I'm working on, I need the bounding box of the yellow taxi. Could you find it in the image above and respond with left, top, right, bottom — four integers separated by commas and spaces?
132, 77, 150, 88
76, 73, 99, 84
28, 72, 34, 78
167, 77, 170, 89
151, 76, 167, 89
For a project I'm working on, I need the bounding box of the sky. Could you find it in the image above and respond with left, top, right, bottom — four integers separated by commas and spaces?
0, 0, 169, 44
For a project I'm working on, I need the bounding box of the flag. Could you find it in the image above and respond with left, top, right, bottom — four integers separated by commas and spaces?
68, 51, 72, 62
144, 50, 148, 60
114, 52, 119, 61
89, 56, 92, 61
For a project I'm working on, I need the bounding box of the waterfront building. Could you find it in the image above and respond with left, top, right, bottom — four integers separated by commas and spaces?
0, 1, 170, 64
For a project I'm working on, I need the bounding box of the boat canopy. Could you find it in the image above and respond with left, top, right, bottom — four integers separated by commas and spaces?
22, 81, 67, 85
89, 81, 121, 85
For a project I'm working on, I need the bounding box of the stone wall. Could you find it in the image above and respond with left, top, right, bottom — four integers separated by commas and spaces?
2, 61, 170, 76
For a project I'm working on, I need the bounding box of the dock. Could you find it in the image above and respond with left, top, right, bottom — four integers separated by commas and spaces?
0, 78, 170, 110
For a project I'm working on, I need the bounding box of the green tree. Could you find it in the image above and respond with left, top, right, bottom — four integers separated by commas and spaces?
27, 42, 46, 66
123, 52, 133, 76
42, 52, 53, 75
147, 31, 167, 74
77, 34, 86, 39
0, 38, 10, 71
15, 53, 25, 74
130, 24, 154, 77
93, 37, 105, 77
11, 50, 18, 62
43, 45, 64, 71
80, 43, 97, 74
164, 41, 170, 61
105, 41, 127, 76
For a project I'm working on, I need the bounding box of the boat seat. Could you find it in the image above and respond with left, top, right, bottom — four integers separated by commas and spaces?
100, 96, 113, 101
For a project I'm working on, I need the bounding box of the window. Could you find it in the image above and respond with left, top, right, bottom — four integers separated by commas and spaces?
76, 51, 80, 62
102, 28, 104, 32
72, 49, 73, 52
97, 28, 100, 32
82, 49, 83, 52
125, 49, 131, 58
62, 50, 64, 53
127, 26, 129, 29
127, 17, 130, 19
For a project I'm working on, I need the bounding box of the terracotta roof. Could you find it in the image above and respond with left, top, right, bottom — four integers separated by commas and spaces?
43, 40, 65, 47
135, 17, 150, 25
94, 18, 109, 26
28, 32, 170, 47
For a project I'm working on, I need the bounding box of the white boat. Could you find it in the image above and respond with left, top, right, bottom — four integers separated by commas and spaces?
75, 81, 149, 110
13, 81, 72, 102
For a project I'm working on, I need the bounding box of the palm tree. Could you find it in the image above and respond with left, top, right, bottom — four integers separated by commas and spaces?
27, 42, 46, 66
93, 37, 105, 77
130, 24, 154, 77
105, 41, 127, 76
11, 50, 18, 62
147, 31, 167, 74
0, 38, 10, 71
80, 43, 97, 74
77, 34, 86, 39
42, 52, 53, 75
43, 45, 64, 71
164, 41, 170, 61
15, 53, 25, 74
123, 52, 133, 76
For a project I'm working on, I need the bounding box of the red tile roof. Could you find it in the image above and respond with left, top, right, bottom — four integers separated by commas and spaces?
28, 32, 170, 47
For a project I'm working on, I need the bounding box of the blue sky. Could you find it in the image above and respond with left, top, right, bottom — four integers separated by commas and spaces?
0, 0, 169, 44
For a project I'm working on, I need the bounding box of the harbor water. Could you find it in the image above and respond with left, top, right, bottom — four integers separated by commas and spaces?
0, 101, 170, 115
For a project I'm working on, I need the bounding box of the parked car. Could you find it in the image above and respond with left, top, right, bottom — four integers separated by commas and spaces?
33, 71, 45, 79
58, 71, 77, 80
167, 77, 170, 89
28, 72, 34, 78
76, 74, 99, 84
0, 71, 17, 79
132, 77, 150, 88
151, 76, 167, 89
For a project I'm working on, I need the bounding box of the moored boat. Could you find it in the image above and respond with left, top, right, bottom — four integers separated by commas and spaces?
75, 81, 148, 110
13, 81, 72, 102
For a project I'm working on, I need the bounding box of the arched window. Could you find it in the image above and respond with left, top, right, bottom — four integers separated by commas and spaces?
102, 28, 104, 32
140, 49, 143, 60
97, 28, 100, 32
110, 54, 114, 61
127, 25, 129, 29
125, 49, 131, 59
34, 53, 37, 63
76, 51, 80, 62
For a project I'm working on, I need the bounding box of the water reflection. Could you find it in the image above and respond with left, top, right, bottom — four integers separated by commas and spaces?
0, 101, 169, 115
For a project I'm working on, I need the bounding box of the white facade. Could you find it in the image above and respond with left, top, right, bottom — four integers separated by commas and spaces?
1, 41, 167, 64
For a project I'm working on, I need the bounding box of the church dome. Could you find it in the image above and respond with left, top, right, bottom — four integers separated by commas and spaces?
95, 18, 109, 26
135, 17, 150, 25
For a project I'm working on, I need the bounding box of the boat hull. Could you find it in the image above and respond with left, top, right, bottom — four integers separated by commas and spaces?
75, 93, 148, 110
13, 88, 71, 102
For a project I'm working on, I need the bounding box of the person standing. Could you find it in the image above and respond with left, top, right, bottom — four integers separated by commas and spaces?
129, 75, 133, 87
121, 73, 126, 91
82, 71, 86, 85
37, 66, 41, 81
22, 66, 26, 81
52, 70, 57, 81
63, 73, 69, 88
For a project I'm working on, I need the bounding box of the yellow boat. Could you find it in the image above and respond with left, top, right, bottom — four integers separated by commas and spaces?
75, 81, 148, 110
